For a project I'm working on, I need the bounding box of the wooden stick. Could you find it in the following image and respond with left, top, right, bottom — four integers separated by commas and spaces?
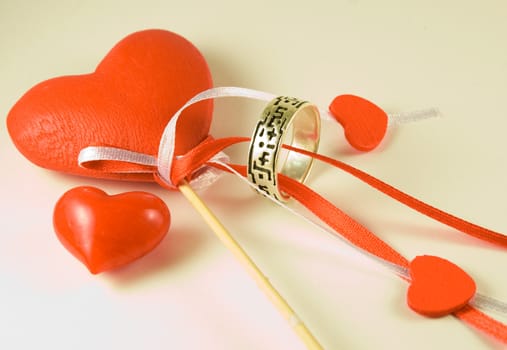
178, 180, 323, 350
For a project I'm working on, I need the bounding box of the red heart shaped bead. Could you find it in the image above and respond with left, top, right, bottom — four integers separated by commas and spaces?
7, 29, 213, 181
53, 186, 171, 274
407, 255, 476, 317
329, 94, 388, 151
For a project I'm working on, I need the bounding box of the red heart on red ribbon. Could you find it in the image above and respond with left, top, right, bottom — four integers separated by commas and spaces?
329, 94, 388, 151
53, 186, 171, 274
7, 29, 213, 181
407, 255, 476, 317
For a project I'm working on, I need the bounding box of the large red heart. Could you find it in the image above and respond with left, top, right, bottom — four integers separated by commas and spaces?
407, 255, 476, 317
53, 186, 171, 274
7, 29, 213, 181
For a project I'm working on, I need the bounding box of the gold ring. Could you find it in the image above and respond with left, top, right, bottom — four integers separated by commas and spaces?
247, 96, 320, 202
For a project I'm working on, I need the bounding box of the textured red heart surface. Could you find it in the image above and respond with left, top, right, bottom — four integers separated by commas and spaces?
407, 255, 476, 317
329, 94, 388, 151
7, 29, 213, 181
53, 186, 171, 274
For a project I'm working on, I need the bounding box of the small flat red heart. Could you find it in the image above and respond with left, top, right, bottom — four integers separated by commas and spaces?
7, 29, 213, 181
53, 186, 171, 274
407, 255, 476, 317
329, 94, 388, 151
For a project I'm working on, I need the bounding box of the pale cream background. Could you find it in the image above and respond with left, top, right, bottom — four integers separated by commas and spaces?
1, 0, 506, 349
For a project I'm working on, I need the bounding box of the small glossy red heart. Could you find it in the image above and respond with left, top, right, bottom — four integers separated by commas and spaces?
329, 94, 388, 151
53, 186, 171, 274
7, 29, 213, 181
407, 255, 476, 317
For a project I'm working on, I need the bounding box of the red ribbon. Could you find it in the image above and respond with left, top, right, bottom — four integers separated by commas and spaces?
160, 135, 507, 344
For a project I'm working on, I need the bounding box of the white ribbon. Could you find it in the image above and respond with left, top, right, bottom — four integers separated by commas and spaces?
78, 86, 439, 189
79, 87, 276, 189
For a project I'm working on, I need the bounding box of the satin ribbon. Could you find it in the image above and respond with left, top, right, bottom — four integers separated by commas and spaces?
78, 86, 439, 188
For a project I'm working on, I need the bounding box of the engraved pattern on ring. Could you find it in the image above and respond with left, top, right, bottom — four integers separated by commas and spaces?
248, 96, 307, 201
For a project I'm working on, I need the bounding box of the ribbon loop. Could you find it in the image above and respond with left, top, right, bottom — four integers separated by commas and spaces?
156, 87, 277, 188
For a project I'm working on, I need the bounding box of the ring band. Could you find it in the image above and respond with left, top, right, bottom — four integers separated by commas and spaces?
248, 96, 320, 202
